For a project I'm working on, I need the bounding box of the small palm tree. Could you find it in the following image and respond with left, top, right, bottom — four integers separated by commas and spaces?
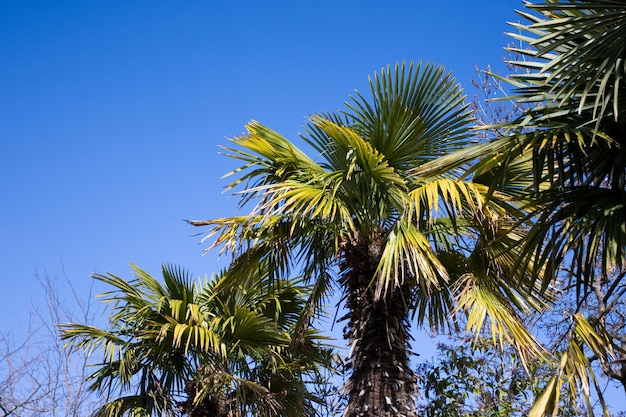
190, 61, 545, 417
61, 263, 333, 417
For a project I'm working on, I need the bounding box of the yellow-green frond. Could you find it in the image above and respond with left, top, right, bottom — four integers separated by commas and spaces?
453, 274, 546, 366
375, 222, 447, 298
529, 314, 613, 417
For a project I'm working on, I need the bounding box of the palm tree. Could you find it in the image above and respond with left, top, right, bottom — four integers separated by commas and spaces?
495, 0, 626, 289
190, 61, 545, 417
61, 263, 333, 417
430, 1, 626, 415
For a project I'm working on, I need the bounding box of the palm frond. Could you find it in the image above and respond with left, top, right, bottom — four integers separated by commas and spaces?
91, 395, 156, 417
60, 323, 126, 362
529, 314, 614, 417
518, 2, 626, 123
375, 221, 447, 298
453, 273, 546, 367
522, 187, 626, 295
409, 177, 486, 225
347, 61, 475, 171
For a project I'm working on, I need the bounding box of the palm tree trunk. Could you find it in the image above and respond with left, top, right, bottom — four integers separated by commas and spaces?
341, 240, 418, 417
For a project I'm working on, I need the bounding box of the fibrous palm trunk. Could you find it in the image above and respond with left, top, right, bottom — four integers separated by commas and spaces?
341, 239, 418, 417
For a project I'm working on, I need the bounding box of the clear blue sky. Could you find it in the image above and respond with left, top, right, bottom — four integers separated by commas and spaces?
1, 1, 516, 333
1, 1, 517, 327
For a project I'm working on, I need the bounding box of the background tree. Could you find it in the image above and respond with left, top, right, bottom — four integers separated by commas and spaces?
415, 340, 593, 417
0, 272, 102, 417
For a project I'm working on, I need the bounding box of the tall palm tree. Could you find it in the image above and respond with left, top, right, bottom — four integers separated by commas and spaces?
61, 263, 333, 417
190, 62, 545, 417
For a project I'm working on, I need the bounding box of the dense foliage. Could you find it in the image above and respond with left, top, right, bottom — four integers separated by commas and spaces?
415, 341, 588, 417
